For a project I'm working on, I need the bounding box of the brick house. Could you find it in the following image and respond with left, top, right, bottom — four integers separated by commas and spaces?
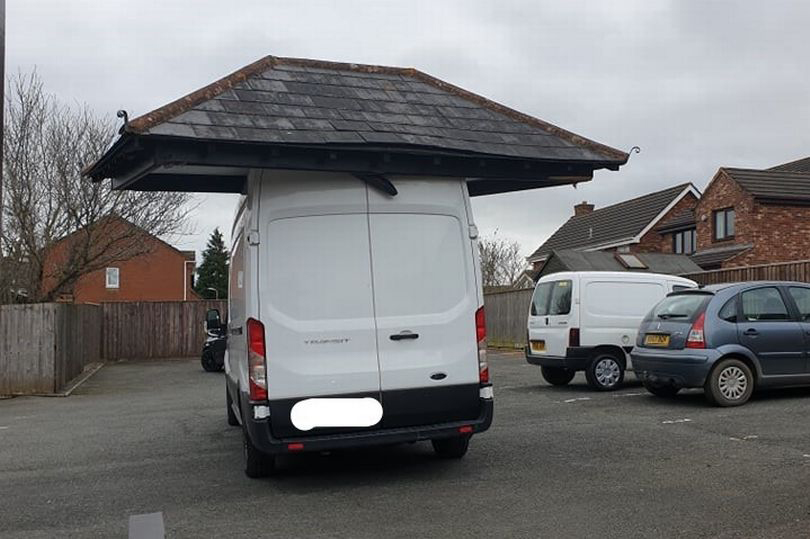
527, 183, 701, 271
42, 217, 199, 303
690, 156, 810, 269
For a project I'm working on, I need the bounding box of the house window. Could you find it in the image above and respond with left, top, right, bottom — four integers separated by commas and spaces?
673, 228, 696, 254
714, 208, 735, 240
106, 267, 120, 289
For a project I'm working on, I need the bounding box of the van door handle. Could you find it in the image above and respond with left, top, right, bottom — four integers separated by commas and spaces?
390, 331, 419, 341
743, 328, 759, 336
230, 326, 243, 336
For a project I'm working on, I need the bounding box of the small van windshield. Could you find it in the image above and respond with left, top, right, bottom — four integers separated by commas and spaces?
532, 280, 572, 316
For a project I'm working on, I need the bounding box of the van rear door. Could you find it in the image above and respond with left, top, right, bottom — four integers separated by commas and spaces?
528, 278, 576, 357
259, 173, 381, 438
367, 178, 481, 428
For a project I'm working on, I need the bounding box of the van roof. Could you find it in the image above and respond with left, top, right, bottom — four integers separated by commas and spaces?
537, 271, 696, 283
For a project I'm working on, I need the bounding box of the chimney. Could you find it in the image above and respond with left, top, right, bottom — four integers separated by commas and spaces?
574, 201, 594, 217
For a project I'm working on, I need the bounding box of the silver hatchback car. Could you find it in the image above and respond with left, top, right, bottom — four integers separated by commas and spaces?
632, 282, 810, 406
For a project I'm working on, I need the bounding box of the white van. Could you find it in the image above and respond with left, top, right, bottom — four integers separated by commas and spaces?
525, 271, 696, 390
213, 170, 493, 477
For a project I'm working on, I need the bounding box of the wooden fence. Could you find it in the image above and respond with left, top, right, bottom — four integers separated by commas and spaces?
483, 288, 533, 349
101, 300, 227, 360
0, 303, 102, 395
681, 259, 810, 286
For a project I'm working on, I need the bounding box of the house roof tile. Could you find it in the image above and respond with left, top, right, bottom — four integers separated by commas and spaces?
123, 55, 627, 164
690, 243, 753, 268
723, 166, 810, 203
528, 183, 695, 261
542, 249, 702, 275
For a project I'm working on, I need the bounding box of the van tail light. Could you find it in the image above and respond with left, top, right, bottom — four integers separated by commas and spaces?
686, 311, 706, 349
569, 328, 580, 348
247, 318, 268, 401
476, 307, 489, 385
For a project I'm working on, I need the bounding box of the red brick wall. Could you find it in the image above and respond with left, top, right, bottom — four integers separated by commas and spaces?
70, 240, 197, 303
633, 191, 699, 253
693, 169, 810, 267
694, 170, 755, 256
42, 225, 198, 303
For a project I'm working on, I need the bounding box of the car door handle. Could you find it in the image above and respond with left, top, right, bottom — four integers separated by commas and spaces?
390, 331, 419, 341
743, 328, 759, 336
230, 326, 243, 336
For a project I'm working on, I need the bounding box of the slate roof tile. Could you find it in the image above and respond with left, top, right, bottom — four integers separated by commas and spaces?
528, 183, 695, 261
121, 55, 627, 165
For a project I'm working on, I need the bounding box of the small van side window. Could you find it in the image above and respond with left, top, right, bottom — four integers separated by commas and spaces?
788, 287, 810, 321
741, 287, 789, 321
719, 297, 738, 322
549, 280, 572, 315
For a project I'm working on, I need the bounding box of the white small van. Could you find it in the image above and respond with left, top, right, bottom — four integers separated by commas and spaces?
525, 271, 696, 390
213, 170, 493, 477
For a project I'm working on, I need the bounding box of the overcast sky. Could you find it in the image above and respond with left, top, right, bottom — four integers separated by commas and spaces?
8, 0, 810, 259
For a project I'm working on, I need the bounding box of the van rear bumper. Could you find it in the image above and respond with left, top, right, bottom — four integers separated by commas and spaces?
245, 397, 493, 455
525, 347, 592, 370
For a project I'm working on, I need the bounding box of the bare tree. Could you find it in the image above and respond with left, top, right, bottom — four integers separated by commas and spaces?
479, 232, 526, 289
0, 71, 194, 303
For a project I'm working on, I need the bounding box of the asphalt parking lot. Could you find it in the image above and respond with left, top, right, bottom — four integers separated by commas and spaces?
3, 351, 810, 538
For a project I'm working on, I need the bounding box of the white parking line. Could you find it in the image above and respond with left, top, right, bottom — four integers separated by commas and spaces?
129, 512, 165, 539
661, 418, 692, 424
563, 397, 591, 403
0, 426, 9, 430
613, 392, 647, 398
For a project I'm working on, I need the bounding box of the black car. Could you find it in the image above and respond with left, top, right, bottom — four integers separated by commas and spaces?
201, 309, 226, 372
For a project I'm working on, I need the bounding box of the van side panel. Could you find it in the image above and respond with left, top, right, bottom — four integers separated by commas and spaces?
580, 279, 667, 349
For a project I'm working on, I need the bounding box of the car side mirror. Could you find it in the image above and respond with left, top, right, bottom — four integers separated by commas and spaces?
205, 309, 222, 332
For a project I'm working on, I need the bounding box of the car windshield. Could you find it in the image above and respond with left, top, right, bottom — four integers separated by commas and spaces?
650, 294, 709, 321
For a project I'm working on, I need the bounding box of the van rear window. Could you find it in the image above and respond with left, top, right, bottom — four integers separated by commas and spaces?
532, 280, 571, 316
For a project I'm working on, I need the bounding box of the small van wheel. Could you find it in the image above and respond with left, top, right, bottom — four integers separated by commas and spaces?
226, 387, 239, 427
432, 437, 470, 459
705, 358, 753, 407
243, 429, 276, 478
585, 353, 625, 391
642, 379, 680, 399
541, 366, 576, 386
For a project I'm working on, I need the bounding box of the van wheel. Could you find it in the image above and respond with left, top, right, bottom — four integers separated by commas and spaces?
642, 379, 680, 399
541, 366, 576, 386
226, 387, 239, 427
432, 437, 470, 459
243, 428, 276, 478
585, 353, 624, 391
705, 358, 753, 407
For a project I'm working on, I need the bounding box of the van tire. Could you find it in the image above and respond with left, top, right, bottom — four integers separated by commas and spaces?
243, 428, 276, 478
642, 379, 680, 399
585, 353, 625, 391
541, 366, 576, 386
226, 387, 239, 427
705, 358, 753, 407
432, 437, 470, 459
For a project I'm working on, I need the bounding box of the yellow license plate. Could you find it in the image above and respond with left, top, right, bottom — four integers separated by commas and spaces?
644, 334, 670, 347
530, 340, 546, 353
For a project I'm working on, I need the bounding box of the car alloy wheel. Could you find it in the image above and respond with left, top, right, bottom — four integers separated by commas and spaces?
595, 358, 621, 387
717, 365, 748, 401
